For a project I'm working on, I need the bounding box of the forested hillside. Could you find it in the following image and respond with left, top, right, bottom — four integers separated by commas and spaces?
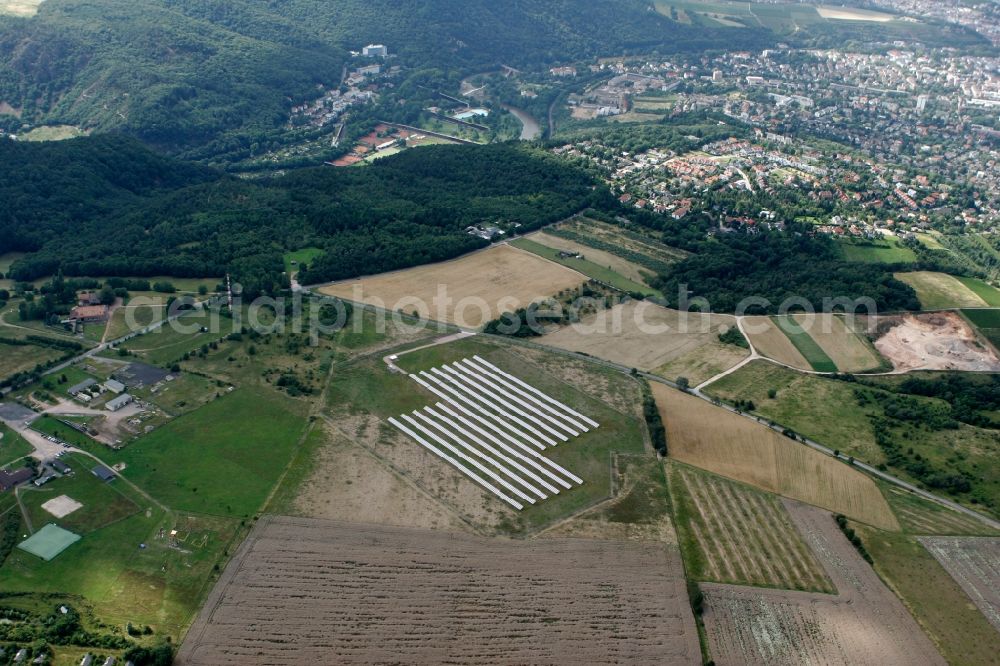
0, 136, 607, 296
0, 0, 773, 156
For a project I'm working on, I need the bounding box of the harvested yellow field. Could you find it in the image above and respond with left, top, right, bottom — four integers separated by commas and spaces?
652, 384, 898, 530
816, 5, 896, 21
526, 231, 649, 284
539, 301, 748, 384
0, 0, 44, 17
319, 245, 584, 328
742, 316, 809, 370
790, 313, 883, 372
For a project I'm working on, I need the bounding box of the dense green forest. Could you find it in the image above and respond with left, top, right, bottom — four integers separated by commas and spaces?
651, 229, 920, 313
0, 135, 607, 296
0, 0, 774, 157
1, 134, 921, 311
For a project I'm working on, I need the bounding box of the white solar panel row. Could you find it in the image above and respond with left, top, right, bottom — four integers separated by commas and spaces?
389, 357, 596, 510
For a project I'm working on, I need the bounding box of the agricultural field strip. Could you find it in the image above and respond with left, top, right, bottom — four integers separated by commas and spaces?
702, 502, 947, 666
678, 468, 831, 591
390, 357, 592, 510
918, 536, 1000, 632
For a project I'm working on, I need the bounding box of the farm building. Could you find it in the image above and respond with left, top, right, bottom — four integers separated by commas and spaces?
104, 379, 126, 394
33, 472, 57, 487
91, 465, 115, 482
105, 394, 134, 412
80, 655, 94, 666
69, 304, 109, 324
0, 467, 34, 492
77, 291, 102, 306
67, 378, 98, 396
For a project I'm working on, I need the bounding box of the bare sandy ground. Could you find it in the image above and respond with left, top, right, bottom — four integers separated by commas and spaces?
177, 516, 701, 665
292, 424, 467, 532
871, 312, 1000, 372
41, 495, 82, 518
702, 501, 945, 666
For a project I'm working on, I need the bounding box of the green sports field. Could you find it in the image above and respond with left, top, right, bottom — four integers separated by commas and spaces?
17, 524, 81, 561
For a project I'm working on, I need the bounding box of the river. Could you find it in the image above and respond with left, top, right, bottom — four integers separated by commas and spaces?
503, 105, 541, 140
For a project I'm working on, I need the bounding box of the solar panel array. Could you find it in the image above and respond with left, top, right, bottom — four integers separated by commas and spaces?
388, 355, 596, 510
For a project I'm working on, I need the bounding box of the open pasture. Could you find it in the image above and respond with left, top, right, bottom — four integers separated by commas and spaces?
283, 247, 324, 274
319, 244, 584, 328
113, 387, 309, 517
554, 217, 688, 271
957, 277, 1000, 307
542, 454, 676, 543
0, 341, 64, 380
669, 464, 833, 592
0, 424, 33, 465
270, 423, 469, 531
895, 271, 992, 309
652, 383, 898, 529
918, 536, 1000, 633
0, 502, 243, 641
962, 307, 1000, 351
176, 516, 701, 665
539, 301, 748, 384
702, 502, 944, 666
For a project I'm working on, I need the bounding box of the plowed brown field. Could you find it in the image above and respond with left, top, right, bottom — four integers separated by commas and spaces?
177, 516, 701, 665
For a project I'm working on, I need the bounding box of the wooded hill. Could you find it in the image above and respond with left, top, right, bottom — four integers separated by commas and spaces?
0, 0, 774, 158
0, 135, 608, 297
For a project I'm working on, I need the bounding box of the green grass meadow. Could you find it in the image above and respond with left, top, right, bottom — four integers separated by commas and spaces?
836, 238, 917, 264
957, 277, 1000, 306
114, 387, 308, 517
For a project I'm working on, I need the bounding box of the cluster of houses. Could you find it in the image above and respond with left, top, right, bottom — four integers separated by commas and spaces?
67, 377, 133, 411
